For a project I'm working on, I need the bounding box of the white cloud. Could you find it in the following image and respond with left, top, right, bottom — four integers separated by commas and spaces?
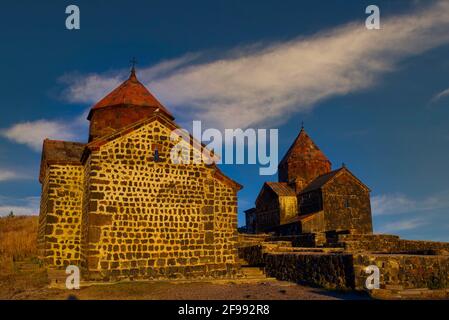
431, 87, 449, 103
0, 169, 30, 181
371, 194, 416, 216
378, 218, 427, 233
61, 1, 449, 129
59, 53, 201, 105
0, 196, 39, 216
60, 73, 123, 105
372, 190, 449, 216
0, 119, 78, 151
0, 170, 19, 181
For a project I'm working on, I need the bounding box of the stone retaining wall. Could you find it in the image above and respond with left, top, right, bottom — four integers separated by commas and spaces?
353, 254, 449, 290
265, 252, 355, 290
238, 242, 292, 266
237, 233, 271, 248
341, 234, 449, 254
238, 243, 449, 292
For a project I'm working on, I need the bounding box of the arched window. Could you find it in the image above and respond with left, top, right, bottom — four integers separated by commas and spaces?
154, 146, 159, 162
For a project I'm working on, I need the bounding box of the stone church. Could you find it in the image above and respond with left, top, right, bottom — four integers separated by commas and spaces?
245, 126, 373, 242
37, 67, 242, 281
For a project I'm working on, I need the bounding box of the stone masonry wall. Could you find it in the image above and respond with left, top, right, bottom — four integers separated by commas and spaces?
239, 240, 449, 291
340, 234, 449, 253
238, 242, 293, 266
353, 254, 449, 290
37, 168, 50, 258
265, 252, 355, 290
38, 164, 84, 267
82, 120, 239, 280
80, 155, 92, 271
254, 189, 280, 233
322, 173, 372, 234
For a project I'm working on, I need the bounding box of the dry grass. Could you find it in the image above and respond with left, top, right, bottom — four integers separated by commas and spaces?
0, 216, 38, 274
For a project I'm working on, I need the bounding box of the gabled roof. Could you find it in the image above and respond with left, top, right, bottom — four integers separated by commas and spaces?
81, 112, 242, 191
255, 182, 296, 207
41, 139, 85, 164
300, 166, 370, 193
244, 208, 256, 214
83, 112, 215, 159
279, 128, 330, 166
210, 164, 243, 191
300, 168, 343, 193
265, 182, 296, 197
281, 212, 319, 226
87, 69, 173, 120
39, 139, 85, 183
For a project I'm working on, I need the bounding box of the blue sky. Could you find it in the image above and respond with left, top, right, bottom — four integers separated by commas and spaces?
1, 0, 449, 241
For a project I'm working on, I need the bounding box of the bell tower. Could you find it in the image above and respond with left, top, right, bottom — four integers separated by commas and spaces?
87, 67, 174, 141
278, 126, 331, 193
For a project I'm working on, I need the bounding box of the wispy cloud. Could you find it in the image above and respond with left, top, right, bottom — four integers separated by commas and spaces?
0, 119, 81, 152
0, 170, 19, 181
59, 53, 201, 105
60, 1, 449, 129
0, 169, 30, 182
430, 87, 449, 103
0, 196, 39, 216
372, 190, 449, 216
378, 218, 427, 233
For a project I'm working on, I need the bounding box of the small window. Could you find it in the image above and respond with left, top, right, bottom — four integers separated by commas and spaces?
154, 147, 159, 162
345, 198, 350, 208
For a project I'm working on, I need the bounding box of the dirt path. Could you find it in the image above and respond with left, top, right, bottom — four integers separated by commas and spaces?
1, 258, 369, 300
5, 279, 369, 300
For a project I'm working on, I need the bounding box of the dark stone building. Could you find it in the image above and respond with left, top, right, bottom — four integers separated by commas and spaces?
245, 126, 373, 240
240, 127, 449, 297
38, 68, 242, 281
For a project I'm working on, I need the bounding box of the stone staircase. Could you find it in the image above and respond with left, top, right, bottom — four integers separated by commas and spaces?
15, 261, 42, 274
240, 267, 268, 279
237, 233, 271, 248
237, 257, 276, 282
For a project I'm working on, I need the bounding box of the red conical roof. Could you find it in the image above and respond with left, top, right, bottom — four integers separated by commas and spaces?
278, 126, 332, 186
87, 69, 173, 120
280, 128, 330, 165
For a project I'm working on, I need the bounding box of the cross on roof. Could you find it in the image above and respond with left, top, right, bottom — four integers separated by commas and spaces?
130, 57, 138, 72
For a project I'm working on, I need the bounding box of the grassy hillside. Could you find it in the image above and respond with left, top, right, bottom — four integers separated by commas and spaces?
0, 216, 38, 274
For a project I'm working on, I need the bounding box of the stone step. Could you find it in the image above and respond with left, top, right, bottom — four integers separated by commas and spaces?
240, 267, 267, 280
241, 267, 264, 272
242, 269, 264, 273
47, 269, 68, 287
384, 285, 404, 291
14, 262, 42, 273
371, 288, 449, 300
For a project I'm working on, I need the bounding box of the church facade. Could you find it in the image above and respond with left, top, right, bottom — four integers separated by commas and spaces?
245, 127, 373, 242
37, 68, 241, 281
